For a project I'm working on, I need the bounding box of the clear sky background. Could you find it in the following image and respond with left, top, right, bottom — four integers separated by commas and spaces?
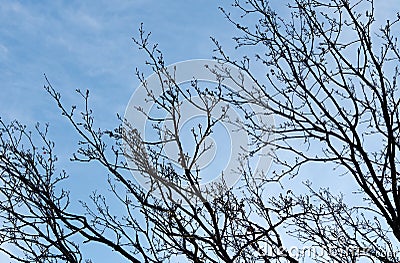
0, 1, 239, 262
1, 0, 399, 262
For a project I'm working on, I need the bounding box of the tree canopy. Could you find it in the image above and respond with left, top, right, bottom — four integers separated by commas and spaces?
1, 0, 400, 262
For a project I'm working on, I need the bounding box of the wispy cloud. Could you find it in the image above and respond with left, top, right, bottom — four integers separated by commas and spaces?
0, 44, 8, 59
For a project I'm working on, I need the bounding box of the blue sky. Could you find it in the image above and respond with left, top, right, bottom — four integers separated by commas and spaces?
0, 1, 237, 125
0, 1, 239, 262
1, 0, 400, 262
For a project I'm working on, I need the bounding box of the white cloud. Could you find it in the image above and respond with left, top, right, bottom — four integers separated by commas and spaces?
0, 44, 8, 59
